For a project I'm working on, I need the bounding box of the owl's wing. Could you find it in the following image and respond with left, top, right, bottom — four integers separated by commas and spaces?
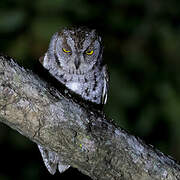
38, 145, 70, 174
101, 65, 109, 104
39, 53, 50, 69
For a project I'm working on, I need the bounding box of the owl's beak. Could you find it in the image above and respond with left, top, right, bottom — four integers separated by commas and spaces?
74, 58, 80, 69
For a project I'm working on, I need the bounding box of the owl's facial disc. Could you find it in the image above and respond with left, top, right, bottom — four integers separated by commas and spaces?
54, 28, 102, 75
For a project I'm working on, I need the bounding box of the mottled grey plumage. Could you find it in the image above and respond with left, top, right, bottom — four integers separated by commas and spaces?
38, 27, 108, 174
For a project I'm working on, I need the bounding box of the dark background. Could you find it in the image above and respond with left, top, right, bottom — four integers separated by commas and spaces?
1, 0, 180, 179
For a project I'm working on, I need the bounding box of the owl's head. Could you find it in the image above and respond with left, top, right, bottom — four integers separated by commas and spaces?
47, 27, 103, 75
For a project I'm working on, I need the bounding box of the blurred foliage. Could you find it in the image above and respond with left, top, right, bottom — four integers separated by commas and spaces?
1, 0, 180, 179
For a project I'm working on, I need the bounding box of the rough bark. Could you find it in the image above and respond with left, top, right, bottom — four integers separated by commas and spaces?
0, 55, 180, 180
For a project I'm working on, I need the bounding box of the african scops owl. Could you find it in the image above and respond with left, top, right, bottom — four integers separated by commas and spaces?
38, 27, 109, 174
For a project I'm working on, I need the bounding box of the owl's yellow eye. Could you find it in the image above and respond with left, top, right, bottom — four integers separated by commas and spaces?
86, 50, 94, 55
62, 48, 71, 53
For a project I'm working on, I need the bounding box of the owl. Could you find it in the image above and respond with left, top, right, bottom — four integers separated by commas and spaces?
38, 27, 109, 174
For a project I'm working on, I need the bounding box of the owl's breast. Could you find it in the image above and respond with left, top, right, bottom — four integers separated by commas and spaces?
66, 82, 81, 92
63, 72, 103, 104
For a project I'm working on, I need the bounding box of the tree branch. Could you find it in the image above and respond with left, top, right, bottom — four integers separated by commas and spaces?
0, 55, 180, 180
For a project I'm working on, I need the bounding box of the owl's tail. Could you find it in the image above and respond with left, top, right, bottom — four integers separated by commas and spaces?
37, 145, 70, 174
